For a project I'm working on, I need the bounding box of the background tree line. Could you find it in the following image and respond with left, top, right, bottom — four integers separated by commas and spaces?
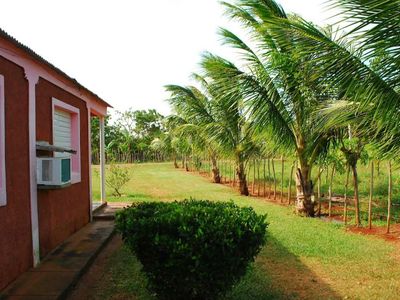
91, 108, 168, 163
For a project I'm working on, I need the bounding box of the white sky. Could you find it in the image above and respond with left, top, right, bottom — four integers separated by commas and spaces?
0, 0, 331, 116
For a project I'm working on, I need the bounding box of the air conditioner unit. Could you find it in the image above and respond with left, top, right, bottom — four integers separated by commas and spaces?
37, 157, 71, 188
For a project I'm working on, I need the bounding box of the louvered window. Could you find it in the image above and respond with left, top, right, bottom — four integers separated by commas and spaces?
53, 109, 72, 157
52, 98, 81, 184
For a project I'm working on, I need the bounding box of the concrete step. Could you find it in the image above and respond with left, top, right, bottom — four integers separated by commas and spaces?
92, 203, 132, 221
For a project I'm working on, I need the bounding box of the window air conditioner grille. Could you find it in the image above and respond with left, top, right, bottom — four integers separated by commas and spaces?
42, 160, 52, 181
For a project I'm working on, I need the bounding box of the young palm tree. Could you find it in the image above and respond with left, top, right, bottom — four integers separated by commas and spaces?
166, 73, 257, 195
166, 83, 222, 183
202, 66, 258, 196
164, 115, 192, 169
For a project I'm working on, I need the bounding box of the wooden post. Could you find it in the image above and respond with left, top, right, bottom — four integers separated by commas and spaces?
328, 165, 335, 217
288, 161, 294, 204
257, 159, 260, 196
233, 160, 236, 187
268, 158, 271, 198
223, 160, 226, 183
245, 160, 251, 187
219, 160, 222, 182
281, 156, 284, 203
386, 161, 392, 234
252, 159, 256, 193
229, 160, 232, 185
224, 160, 227, 184
377, 160, 380, 176
325, 166, 329, 184
343, 165, 350, 225
368, 161, 374, 229
225, 160, 228, 183
317, 167, 322, 216
272, 158, 276, 201
221, 160, 224, 183
263, 158, 266, 197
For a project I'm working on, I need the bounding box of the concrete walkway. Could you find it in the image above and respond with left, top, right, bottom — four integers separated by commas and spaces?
1, 219, 115, 299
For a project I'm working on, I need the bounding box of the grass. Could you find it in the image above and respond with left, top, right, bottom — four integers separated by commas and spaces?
91, 162, 400, 299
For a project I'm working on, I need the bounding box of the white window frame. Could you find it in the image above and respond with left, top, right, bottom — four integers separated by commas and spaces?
0, 75, 6, 206
52, 98, 81, 184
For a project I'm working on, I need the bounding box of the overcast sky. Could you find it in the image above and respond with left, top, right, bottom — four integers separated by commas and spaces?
0, 0, 331, 116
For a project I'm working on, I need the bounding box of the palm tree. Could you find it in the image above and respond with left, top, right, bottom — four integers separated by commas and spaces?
166, 84, 222, 183
166, 72, 257, 195
202, 0, 337, 216
233, 0, 400, 217
164, 115, 193, 170
199, 56, 260, 196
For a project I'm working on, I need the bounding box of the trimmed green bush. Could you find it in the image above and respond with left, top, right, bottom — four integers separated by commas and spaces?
115, 199, 268, 300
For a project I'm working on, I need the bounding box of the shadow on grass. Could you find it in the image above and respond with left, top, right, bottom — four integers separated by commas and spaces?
85, 234, 340, 300
225, 234, 340, 300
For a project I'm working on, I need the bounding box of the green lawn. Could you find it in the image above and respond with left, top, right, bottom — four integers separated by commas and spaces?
91, 162, 400, 299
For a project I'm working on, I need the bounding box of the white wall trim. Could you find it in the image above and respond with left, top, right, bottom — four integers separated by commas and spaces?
0, 74, 6, 207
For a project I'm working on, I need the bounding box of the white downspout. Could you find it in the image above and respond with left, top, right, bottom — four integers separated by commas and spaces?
26, 70, 40, 266
88, 106, 93, 221
99, 116, 106, 203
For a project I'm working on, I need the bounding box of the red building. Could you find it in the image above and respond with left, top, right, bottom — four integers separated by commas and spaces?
0, 28, 110, 290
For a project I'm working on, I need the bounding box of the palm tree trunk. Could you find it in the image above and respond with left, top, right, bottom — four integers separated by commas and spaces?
351, 162, 361, 226
235, 155, 249, 196
236, 158, 249, 196
173, 154, 179, 168
185, 155, 189, 172
211, 155, 221, 183
295, 162, 315, 217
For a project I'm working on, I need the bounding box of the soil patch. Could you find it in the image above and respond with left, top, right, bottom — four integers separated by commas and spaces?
68, 235, 125, 300
348, 224, 400, 243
